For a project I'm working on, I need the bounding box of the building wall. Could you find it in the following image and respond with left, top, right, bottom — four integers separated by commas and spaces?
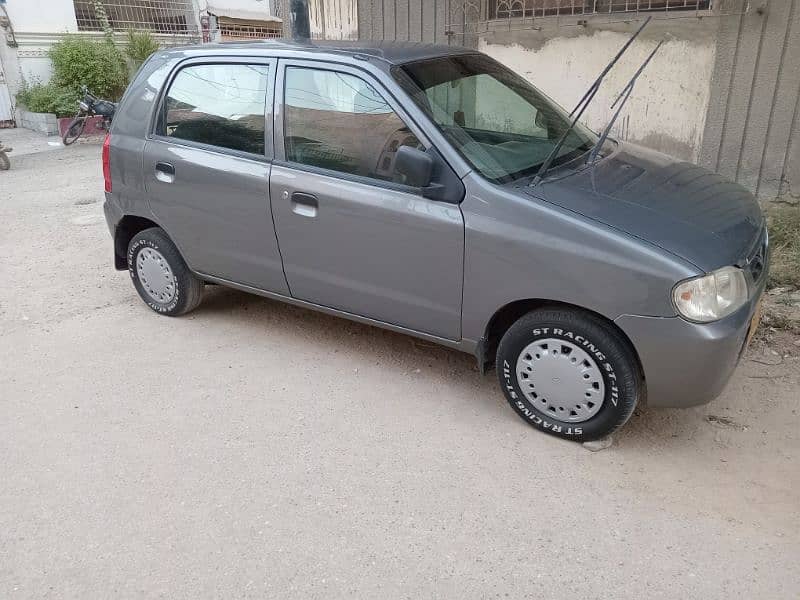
308, 0, 358, 40
356, 0, 450, 45
700, 0, 800, 202
1, 0, 79, 33
0, 0, 203, 117
356, 0, 800, 200
356, 1, 717, 162
0, 0, 80, 98
479, 18, 717, 163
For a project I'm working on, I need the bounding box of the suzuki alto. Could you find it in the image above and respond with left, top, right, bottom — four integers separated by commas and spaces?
103, 39, 768, 441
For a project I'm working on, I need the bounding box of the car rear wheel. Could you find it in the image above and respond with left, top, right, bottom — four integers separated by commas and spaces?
496, 307, 642, 442
127, 228, 204, 316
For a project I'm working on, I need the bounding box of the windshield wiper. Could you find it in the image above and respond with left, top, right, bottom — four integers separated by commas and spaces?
530, 16, 651, 186
587, 40, 663, 165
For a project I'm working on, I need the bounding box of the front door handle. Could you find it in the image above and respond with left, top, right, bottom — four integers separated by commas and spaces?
155, 161, 175, 183
290, 191, 318, 218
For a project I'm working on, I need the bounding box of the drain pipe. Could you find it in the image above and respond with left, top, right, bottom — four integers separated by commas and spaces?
289, 0, 311, 40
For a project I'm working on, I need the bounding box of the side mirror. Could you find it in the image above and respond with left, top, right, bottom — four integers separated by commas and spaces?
395, 145, 434, 188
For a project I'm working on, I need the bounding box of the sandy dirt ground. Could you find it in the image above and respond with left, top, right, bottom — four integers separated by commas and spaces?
1, 130, 798, 599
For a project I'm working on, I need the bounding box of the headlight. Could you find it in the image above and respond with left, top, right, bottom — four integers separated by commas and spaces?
673, 266, 748, 322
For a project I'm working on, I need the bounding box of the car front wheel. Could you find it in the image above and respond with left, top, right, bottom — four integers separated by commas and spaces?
496, 307, 643, 442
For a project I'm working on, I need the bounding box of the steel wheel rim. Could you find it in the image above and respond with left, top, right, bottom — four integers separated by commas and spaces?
136, 248, 176, 304
515, 338, 606, 423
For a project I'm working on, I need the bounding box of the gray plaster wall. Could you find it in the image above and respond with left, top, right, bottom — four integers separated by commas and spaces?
477, 17, 717, 163
357, 3, 718, 163
18, 109, 58, 136
357, 0, 800, 200
700, 0, 800, 201
356, 0, 451, 45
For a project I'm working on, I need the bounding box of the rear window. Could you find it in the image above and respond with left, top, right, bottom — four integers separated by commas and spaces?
161, 63, 269, 155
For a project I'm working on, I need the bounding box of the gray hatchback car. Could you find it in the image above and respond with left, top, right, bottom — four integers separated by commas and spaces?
103, 40, 768, 441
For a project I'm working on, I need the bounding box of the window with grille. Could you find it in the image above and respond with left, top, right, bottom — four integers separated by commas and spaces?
489, 0, 712, 18
73, 0, 195, 34
217, 17, 282, 40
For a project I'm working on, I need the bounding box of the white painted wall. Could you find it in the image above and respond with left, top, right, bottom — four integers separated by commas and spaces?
1, 0, 78, 33
480, 30, 716, 161
0, 61, 13, 121
0, 0, 79, 106
0, 0, 202, 115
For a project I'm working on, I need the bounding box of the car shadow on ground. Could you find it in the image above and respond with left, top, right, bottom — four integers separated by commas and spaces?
192, 285, 738, 452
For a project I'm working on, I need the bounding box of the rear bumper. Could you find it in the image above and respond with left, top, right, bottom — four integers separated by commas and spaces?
103, 193, 126, 269
615, 291, 763, 408
103, 192, 120, 235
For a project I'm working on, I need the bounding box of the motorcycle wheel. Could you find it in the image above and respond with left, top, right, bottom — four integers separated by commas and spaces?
63, 117, 87, 146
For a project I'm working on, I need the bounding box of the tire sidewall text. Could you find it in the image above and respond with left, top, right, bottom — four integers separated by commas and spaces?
127, 238, 182, 314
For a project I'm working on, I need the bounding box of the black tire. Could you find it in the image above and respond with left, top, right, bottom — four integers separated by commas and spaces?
0, 151, 9, 171
496, 307, 642, 442
127, 228, 204, 316
62, 117, 86, 146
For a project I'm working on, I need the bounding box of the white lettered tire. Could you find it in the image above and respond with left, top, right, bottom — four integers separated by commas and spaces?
496, 307, 642, 441
127, 228, 204, 316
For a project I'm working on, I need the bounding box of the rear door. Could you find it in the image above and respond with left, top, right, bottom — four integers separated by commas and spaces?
143, 57, 289, 294
270, 60, 464, 340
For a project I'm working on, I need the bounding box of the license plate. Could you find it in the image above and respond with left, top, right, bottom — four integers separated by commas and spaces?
745, 298, 763, 348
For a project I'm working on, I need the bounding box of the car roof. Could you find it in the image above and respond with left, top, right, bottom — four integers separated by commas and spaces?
163, 39, 476, 66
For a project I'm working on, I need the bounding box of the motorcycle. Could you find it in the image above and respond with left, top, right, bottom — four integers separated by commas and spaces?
62, 86, 117, 146
0, 139, 11, 171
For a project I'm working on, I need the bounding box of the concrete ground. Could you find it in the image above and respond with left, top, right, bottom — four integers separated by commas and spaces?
1, 131, 799, 599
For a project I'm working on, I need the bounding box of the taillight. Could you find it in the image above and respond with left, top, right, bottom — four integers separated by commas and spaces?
102, 133, 111, 193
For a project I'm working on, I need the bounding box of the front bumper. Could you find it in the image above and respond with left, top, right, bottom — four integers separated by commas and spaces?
616, 286, 766, 409
615, 311, 752, 408
616, 223, 769, 409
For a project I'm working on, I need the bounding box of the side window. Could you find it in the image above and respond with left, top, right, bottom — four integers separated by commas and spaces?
283, 67, 423, 183
163, 63, 269, 155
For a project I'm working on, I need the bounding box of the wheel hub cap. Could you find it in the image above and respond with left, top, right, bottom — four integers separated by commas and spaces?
515, 338, 605, 423
136, 248, 176, 304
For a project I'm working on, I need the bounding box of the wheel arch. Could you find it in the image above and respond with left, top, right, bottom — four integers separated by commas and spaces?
113, 215, 161, 270
476, 298, 643, 381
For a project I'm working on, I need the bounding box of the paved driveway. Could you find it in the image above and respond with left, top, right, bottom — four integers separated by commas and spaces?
1, 134, 799, 598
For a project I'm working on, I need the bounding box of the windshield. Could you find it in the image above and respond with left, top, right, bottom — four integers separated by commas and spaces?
393, 54, 597, 184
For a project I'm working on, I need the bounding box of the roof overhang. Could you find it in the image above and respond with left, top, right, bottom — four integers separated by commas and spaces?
201, 0, 282, 23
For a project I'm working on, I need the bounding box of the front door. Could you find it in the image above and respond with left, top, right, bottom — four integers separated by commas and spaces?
270, 61, 464, 340
143, 58, 289, 295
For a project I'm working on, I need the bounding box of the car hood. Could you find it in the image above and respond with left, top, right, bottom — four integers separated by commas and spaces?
526, 142, 764, 272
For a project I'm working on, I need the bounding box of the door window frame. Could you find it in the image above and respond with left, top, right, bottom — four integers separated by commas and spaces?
150, 56, 277, 162
274, 58, 435, 194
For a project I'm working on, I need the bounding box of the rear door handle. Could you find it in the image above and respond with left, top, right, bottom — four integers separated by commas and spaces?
155, 161, 175, 183
290, 191, 318, 218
